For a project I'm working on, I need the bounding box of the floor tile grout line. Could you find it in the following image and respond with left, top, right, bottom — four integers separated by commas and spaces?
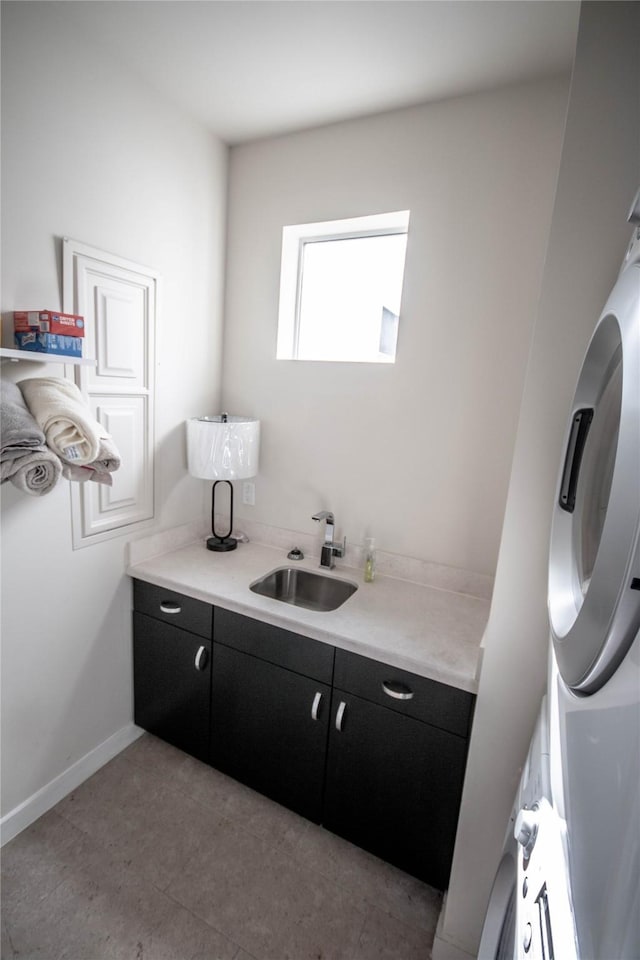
4, 777, 440, 959
362, 896, 442, 940
56, 767, 440, 940
50, 797, 212, 904
159, 884, 264, 960
348, 899, 371, 960
116, 738, 443, 926
122, 763, 438, 925
29, 742, 440, 956
273, 825, 441, 937
4, 835, 437, 958
3, 823, 245, 960
142, 879, 246, 960
158, 827, 372, 960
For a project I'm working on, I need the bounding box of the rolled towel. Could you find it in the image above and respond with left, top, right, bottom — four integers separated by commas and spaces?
62, 432, 121, 486
2, 446, 62, 496
1, 379, 46, 464
19, 377, 102, 466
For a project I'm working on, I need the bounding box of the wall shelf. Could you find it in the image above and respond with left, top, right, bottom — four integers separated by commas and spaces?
0, 347, 95, 366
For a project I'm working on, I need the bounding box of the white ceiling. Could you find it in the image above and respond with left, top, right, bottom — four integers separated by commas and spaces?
51, 0, 580, 144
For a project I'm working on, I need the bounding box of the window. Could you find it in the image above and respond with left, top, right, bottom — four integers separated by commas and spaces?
277, 210, 410, 363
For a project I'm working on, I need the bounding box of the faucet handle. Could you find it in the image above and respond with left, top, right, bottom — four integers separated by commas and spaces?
333, 537, 346, 559
320, 538, 345, 569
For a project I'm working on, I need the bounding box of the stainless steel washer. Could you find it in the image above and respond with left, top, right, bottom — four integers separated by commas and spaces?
478, 699, 575, 960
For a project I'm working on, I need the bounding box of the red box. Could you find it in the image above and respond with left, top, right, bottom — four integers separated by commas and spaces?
13, 310, 85, 337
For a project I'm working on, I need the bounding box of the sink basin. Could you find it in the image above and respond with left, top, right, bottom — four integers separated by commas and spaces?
250, 566, 357, 612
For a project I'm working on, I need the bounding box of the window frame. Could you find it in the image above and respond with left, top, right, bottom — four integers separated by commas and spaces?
277, 210, 410, 363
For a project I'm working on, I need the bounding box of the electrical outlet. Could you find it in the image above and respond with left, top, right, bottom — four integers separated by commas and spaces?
242, 481, 255, 506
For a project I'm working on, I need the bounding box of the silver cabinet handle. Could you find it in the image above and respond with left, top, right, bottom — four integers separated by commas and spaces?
311, 691, 322, 721
382, 680, 414, 701
160, 602, 181, 614
335, 700, 347, 732
194, 645, 207, 671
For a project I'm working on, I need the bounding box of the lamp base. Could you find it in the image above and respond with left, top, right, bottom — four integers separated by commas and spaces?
207, 535, 238, 552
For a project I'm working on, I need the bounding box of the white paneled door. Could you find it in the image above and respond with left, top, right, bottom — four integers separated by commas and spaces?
63, 238, 158, 548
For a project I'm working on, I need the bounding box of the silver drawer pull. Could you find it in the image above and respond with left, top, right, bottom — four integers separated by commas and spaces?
160, 602, 181, 614
382, 680, 414, 701
335, 700, 347, 732
194, 646, 207, 671
311, 691, 322, 721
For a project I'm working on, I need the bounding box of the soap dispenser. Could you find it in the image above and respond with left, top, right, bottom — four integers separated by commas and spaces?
363, 537, 376, 583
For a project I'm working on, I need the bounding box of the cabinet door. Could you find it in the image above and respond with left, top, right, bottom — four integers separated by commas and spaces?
133, 611, 211, 762
211, 642, 331, 822
324, 691, 468, 889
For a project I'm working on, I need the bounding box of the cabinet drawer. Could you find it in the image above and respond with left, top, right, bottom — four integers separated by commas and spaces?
334, 648, 474, 738
214, 607, 334, 684
133, 579, 212, 639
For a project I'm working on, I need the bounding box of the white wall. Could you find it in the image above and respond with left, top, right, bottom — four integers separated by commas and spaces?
223, 78, 569, 576
438, 3, 640, 956
0, 2, 227, 822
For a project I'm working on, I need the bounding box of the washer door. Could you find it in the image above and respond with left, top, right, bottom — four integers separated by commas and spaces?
478, 851, 517, 960
548, 261, 640, 693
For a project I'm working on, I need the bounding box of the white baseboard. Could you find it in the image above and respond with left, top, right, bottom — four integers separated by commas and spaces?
0, 723, 144, 846
431, 894, 478, 960
431, 933, 476, 960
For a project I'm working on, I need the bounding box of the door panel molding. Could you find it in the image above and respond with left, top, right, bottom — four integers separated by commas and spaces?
63, 237, 158, 548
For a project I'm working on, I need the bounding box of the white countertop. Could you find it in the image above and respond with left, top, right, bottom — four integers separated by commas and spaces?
127, 539, 489, 694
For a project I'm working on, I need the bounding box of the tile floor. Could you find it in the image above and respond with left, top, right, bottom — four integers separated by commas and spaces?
1, 734, 442, 960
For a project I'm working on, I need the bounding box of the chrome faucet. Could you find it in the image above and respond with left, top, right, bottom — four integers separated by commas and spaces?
312, 511, 346, 569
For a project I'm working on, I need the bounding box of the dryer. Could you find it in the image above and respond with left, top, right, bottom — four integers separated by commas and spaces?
548, 189, 640, 693
546, 189, 640, 959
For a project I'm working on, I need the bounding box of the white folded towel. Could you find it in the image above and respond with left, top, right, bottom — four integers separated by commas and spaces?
62, 433, 122, 486
19, 377, 102, 466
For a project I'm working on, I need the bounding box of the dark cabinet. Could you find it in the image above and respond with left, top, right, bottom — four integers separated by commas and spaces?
132, 581, 212, 762
211, 643, 332, 821
131, 580, 475, 889
211, 607, 334, 822
324, 649, 474, 888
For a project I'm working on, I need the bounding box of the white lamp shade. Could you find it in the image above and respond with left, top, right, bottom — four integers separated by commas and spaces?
187, 416, 260, 480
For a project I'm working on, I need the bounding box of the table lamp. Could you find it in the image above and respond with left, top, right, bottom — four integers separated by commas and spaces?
186, 414, 260, 551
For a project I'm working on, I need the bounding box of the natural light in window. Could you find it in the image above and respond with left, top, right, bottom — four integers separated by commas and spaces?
277, 211, 410, 363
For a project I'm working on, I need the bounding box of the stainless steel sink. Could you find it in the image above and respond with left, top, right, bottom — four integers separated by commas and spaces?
250, 566, 357, 612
